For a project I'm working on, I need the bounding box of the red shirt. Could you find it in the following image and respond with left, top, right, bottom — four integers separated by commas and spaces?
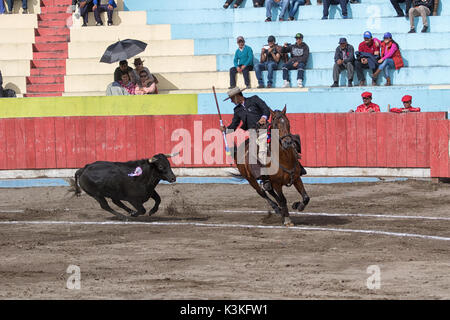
355, 103, 380, 113
390, 106, 421, 113
358, 38, 381, 55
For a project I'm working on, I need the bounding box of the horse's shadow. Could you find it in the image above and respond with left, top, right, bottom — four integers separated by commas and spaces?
107, 215, 210, 223
289, 215, 350, 226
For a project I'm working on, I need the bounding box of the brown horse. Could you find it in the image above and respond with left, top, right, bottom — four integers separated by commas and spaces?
233, 106, 310, 226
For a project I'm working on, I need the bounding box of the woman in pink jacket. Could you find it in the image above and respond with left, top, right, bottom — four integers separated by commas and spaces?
372, 32, 404, 86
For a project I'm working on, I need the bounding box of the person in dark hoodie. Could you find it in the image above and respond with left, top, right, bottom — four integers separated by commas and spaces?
0, 69, 4, 97
355, 31, 381, 86
281, 33, 309, 88
408, 0, 434, 33
331, 38, 355, 87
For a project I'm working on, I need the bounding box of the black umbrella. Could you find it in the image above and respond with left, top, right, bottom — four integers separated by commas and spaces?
99, 39, 147, 64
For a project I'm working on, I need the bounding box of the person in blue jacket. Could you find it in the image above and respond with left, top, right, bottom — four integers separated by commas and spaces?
0, 0, 6, 14
93, 0, 117, 26
229, 36, 254, 89
6, 0, 28, 14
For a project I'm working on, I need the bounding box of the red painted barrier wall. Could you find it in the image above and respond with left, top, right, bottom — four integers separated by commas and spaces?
430, 119, 450, 178
0, 113, 447, 175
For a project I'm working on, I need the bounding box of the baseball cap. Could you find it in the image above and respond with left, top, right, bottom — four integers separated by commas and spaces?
361, 92, 372, 98
401, 95, 412, 102
237, 36, 245, 43
383, 32, 392, 39
267, 35, 276, 43
339, 37, 347, 44
295, 33, 303, 39
363, 31, 372, 39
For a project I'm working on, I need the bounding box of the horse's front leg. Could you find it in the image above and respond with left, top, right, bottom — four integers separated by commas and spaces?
272, 183, 293, 227
292, 178, 310, 211
247, 177, 281, 215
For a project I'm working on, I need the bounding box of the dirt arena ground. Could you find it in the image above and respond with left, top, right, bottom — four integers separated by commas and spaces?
0, 179, 449, 299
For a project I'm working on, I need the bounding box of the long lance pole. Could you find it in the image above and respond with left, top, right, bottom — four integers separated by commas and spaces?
212, 86, 231, 157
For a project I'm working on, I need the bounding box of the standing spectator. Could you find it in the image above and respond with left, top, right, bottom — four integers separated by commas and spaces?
224, 0, 265, 8
135, 70, 158, 95
119, 73, 136, 95
229, 36, 254, 89
93, 0, 116, 26
355, 31, 381, 86
389, 95, 421, 113
114, 60, 133, 83
131, 58, 154, 86
0, 68, 4, 97
349, 92, 380, 113
0, 0, 6, 14
331, 38, 355, 87
433, 0, 439, 16
390, 0, 412, 17
288, 0, 306, 21
265, 0, 290, 22
408, 0, 433, 33
281, 33, 309, 88
322, 0, 348, 20
6, 0, 27, 14
255, 35, 281, 88
72, 0, 94, 27
372, 32, 404, 86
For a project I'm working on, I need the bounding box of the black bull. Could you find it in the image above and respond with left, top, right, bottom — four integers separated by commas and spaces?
73, 153, 176, 220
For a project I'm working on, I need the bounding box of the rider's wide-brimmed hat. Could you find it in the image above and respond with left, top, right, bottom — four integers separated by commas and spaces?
224, 87, 246, 101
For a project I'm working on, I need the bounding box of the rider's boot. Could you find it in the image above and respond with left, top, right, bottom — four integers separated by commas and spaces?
249, 163, 272, 191
300, 163, 307, 176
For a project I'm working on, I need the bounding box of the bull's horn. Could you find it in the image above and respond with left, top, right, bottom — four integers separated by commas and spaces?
164, 152, 180, 158
148, 157, 157, 163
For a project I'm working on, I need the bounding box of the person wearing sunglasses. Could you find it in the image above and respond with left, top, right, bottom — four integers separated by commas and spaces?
131, 58, 153, 86
135, 71, 158, 95
349, 91, 380, 113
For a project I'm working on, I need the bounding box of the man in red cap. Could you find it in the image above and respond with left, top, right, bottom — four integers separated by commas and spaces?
349, 92, 380, 112
389, 95, 421, 113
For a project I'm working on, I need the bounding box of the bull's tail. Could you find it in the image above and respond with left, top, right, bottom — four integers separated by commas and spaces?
68, 168, 84, 197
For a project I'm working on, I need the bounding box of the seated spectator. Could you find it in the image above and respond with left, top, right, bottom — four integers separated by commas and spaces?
255, 35, 281, 88
355, 31, 381, 86
131, 58, 152, 85
408, 0, 433, 33
224, 0, 264, 8
265, 0, 289, 22
390, 95, 421, 113
119, 72, 136, 95
433, 0, 439, 16
135, 70, 158, 95
114, 60, 133, 83
93, 0, 116, 26
106, 81, 130, 96
331, 38, 355, 88
0, 68, 4, 97
390, 0, 412, 17
372, 32, 403, 86
322, 0, 349, 20
281, 33, 309, 88
288, 0, 306, 21
6, 0, 27, 14
229, 36, 254, 89
0, 0, 6, 14
72, 0, 94, 27
349, 92, 380, 113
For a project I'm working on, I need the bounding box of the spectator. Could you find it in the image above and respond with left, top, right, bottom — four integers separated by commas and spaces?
390, 0, 412, 17
135, 70, 158, 95
0, 68, 3, 97
131, 58, 154, 86
229, 36, 254, 89
106, 82, 130, 96
265, 0, 289, 22
119, 72, 136, 95
372, 32, 403, 86
331, 37, 355, 87
281, 33, 309, 88
6, 0, 27, 14
224, 0, 265, 8
72, 0, 94, 27
114, 60, 133, 83
255, 35, 281, 88
0, 0, 6, 14
355, 31, 381, 86
389, 95, 421, 113
322, 0, 348, 20
288, 0, 306, 21
408, 0, 433, 33
433, 0, 439, 16
93, 0, 116, 26
349, 92, 380, 113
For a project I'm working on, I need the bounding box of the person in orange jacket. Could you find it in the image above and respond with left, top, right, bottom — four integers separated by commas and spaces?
349, 91, 381, 113
389, 95, 421, 113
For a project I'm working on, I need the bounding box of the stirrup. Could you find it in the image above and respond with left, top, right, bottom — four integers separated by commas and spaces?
260, 177, 272, 191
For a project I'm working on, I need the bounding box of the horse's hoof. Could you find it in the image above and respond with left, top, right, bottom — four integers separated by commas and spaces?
284, 222, 294, 227
292, 201, 305, 211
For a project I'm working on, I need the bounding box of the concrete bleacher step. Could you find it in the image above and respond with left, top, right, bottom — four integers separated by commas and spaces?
2, 76, 26, 94
0, 60, 30, 77
27, 76, 64, 84
68, 40, 195, 59
0, 13, 37, 28
0, 29, 35, 44
74, 11, 147, 27
66, 55, 217, 75
69, 24, 172, 42
0, 44, 33, 60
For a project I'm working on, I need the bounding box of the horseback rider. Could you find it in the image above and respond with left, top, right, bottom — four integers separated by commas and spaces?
220, 87, 273, 190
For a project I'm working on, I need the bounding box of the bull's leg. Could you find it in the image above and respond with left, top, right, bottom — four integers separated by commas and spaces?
129, 200, 146, 217
292, 178, 310, 212
247, 175, 281, 215
111, 198, 135, 215
94, 196, 128, 221
272, 183, 293, 227
148, 191, 161, 215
